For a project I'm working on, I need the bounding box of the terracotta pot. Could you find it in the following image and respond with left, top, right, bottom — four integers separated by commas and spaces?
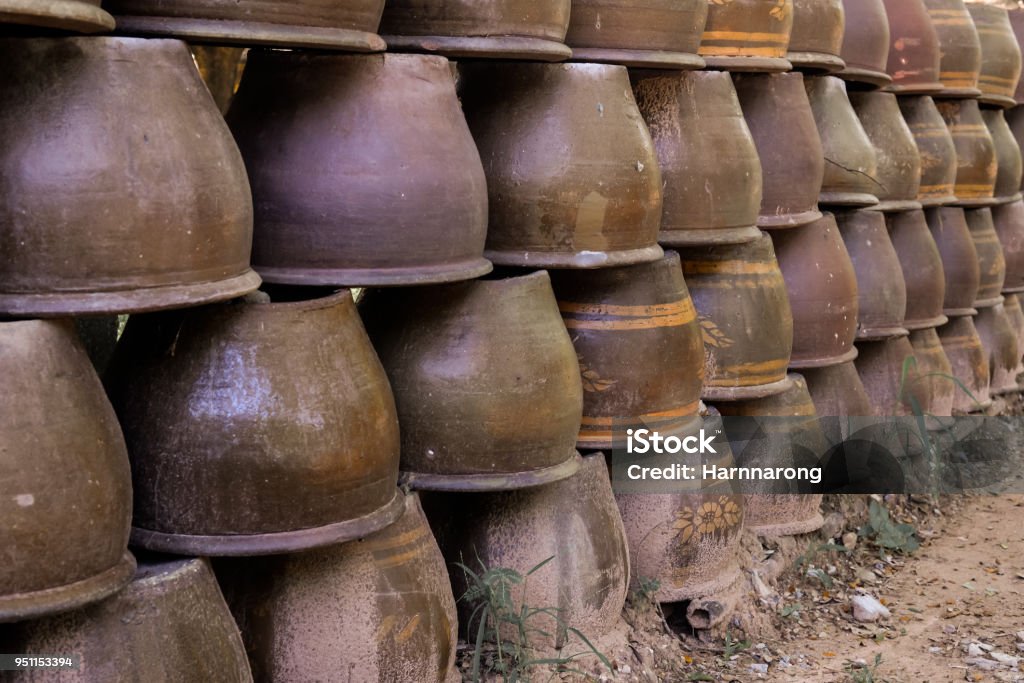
361, 272, 583, 490
104, 291, 402, 556
423, 454, 629, 650
938, 314, 992, 411
983, 107, 1023, 203
565, 0, 707, 69
898, 96, 958, 207
1009, 105, 1024, 192
0, 320, 134, 623
838, 0, 892, 88
104, 0, 387, 51
0, 38, 259, 317
379, 0, 571, 60
849, 91, 922, 211
216, 494, 460, 683
909, 327, 956, 416
548, 254, 704, 451
0, 0, 113, 31
0, 558, 251, 681
936, 98, 998, 207
966, 2, 1022, 108
713, 375, 826, 536
802, 360, 876, 416
835, 209, 909, 339
888, 209, 947, 330
632, 71, 762, 246
994, 199, 1024, 292
228, 51, 490, 287
698, 0, 794, 72
855, 335, 928, 415
771, 213, 859, 367
805, 76, 880, 207
923, 0, 982, 97
1002, 292, 1024, 376
926, 206, 981, 314
966, 207, 1008, 307
733, 72, 825, 229
787, 0, 846, 73
881, 0, 943, 94
679, 233, 795, 400
191, 45, 246, 114
975, 300, 1020, 395
459, 62, 664, 268
1010, 8, 1024, 104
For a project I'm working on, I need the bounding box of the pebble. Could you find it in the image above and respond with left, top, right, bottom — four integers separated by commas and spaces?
842, 531, 858, 550
749, 663, 769, 674
852, 594, 890, 622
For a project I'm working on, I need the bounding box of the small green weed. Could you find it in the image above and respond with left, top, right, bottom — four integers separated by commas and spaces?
859, 500, 920, 554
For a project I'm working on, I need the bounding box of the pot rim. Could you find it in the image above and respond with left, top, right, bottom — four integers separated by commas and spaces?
244, 287, 353, 313
838, 67, 893, 89
920, 195, 959, 207
484, 245, 664, 269
867, 199, 924, 213
856, 325, 910, 341
788, 346, 859, 369
820, 192, 881, 208
658, 226, 762, 246
786, 51, 846, 74
382, 34, 571, 61
975, 295, 1007, 309
701, 56, 794, 73
955, 196, 1000, 208
701, 376, 795, 401
884, 82, 946, 96
254, 258, 494, 288
569, 47, 705, 70
758, 209, 824, 229
0, 0, 114, 32
400, 451, 582, 492
904, 314, 950, 331
944, 307, 979, 317
746, 511, 825, 537
979, 93, 1019, 109
939, 86, 984, 98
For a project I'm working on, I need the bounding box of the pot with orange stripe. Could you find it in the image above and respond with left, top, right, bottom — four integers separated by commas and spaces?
966, 207, 1008, 308
549, 252, 704, 451
938, 314, 992, 411
983, 107, 1023, 204
1010, 6, 1024, 104
993, 199, 1024, 293
923, 0, 982, 98
837, 0, 892, 88
927, 206, 981, 316
899, 96, 958, 207
936, 99, 998, 207
965, 1, 1022, 109
698, 0, 795, 73
887, 209, 947, 331
786, 0, 846, 73
849, 91, 923, 213
881, 0, 943, 94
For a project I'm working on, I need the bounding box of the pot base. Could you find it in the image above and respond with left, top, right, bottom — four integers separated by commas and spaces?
658, 225, 762, 247
941, 87, 983, 99
975, 296, 1006, 309
904, 315, 950, 332
400, 452, 582, 492
945, 307, 979, 317
485, 245, 664, 269
856, 325, 910, 341
129, 490, 405, 557
838, 67, 892, 89
954, 196, 1000, 208
884, 82, 945, 96
0, 552, 136, 624
819, 192, 880, 208
255, 258, 493, 287
746, 510, 825, 538
869, 199, 923, 213
785, 51, 845, 74
702, 376, 794, 402
757, 208, 823, 230
788, 346, 859, 370
701, 56, 793, 73
383, 34, 571, 61
0, 0, 114, 32
569, 47, 704, 70
920, 195, 959, 208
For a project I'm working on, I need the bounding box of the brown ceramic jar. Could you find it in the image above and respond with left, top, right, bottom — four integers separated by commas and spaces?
836, 210, 909, 340
966, 2, 1022, 108
887, 209, 947, 330
802, 361, 876, 416
849, 90, 922, 211
899, 96, 959, 207
838, 0, 892, 88
975, 301, 1020, 394
699, 0, 795, 72
881, 0, 943, 94
923, 0, 982, 97
909, 327, 956, 416
966, 207, 1008, 307
927, 206, 981, 315
936, 98, 998, 207
983, 107, 1024, 203
0, 0, 113, 31
993, 199, 1024, 292
855, 336, 929, 415
938, 315, 992, 411
787, 0, 846, 73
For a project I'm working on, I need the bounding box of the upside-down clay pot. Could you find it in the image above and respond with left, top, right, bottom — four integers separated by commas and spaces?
104, 291, 403, 556
927, 206, 981, 315
0, 321, 134, 623
993, 199, 1024, 292
379, 0, 571, 61
0, 38, 259, 317
802, 361, 876, 416
899, 96, 959, 207
459, 62, 664, 268
679, 234, 795, 400
975, 301, 1020, 395
983, 107, 1023, 203
936, 98, 998, 206
771, 213, 859, 367
909, 327, 956, 417
938, 315, 992, 411
787, 0, 846, 73
216, 494, 460, 683
966, 2, 1022, 108
881, 0, 943, 94
1010, 105, 1024, 192
227, 51, 491, 287
835, 210, 909, 340
361, 272, 584, 490
838, 0, 892, 88
855, 336, 929, 415
104, 0, 387, 51
1002, 293, 1024, 377
565, 0, 707, 69
423, 454, 629, 650
632, 70, 762, 246
966, 208, 1008, 307
887, 209, 947, 330
806, 76, 880, 207
1011, 8, 1024, 104
698, 0, 794, 73
734, 72, 825, 229
923, 0, 982, 97
0, 0, 113, 31
0, 558, 252, 681
849, 91, 922, 211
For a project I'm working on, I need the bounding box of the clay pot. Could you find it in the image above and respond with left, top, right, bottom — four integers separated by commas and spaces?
923, 0, 982, 97
698, 0, 794, 72
0, 38, 259, 317
678, 233, 795, 400
217, 493, 460, 683
898, 96, 958, 207
227, 51, 490, 287
548, 254, 704, 451
459, 62, 664, 268
787, 0, 846, 73
0, 558, 251, 681
1010, 8, 1024, 104
975, 301, 1020, 395
632, 70, 762, 246
0, 320, 134, 623
379, 0, 571, 60
994, 199, 1024, 292
849, 91, 922, 211
360, 272, 583, 490
0, 0, 113, 31
966, 2, 1022, 108
1002, 292, 1024, 376
104, 0, 387, 51
838, 0, 892, 88
1009, 105, 1024, 191
938, 314, 992, 411
802, 361, 876, 416
771, 213, 859, 367
888, 209, 947, 330
805, 76, 880, 207
422, 454, 629, 650
935, 98, 998, 206
926, 206, 981, 314
881, 0, 943, 94
733, 72, 825, 229
565, 0, 707, 69
855, 335, 929, 415
966, 207, 1008, 307
909, 327, 956, 417
835, 210, 909, 339
104, 291, 402, 556
713, 375, 826, 537
983, 107, 1024, 203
